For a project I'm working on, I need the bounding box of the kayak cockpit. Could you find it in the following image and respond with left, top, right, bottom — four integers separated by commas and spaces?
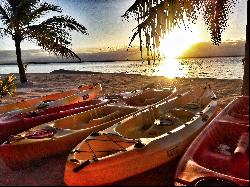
192, 121, 249, 180
53, 105, 138, 130
115, 105, 200, 139
124, 88, 174, 106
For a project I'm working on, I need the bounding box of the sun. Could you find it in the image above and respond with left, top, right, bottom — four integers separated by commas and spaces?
159, 27, 201, 59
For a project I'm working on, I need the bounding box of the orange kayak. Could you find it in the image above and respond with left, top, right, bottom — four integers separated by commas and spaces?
174, 96, 249, 186
0, 83, 101, 114
64, 86, 218, 186
0, 87, 176, 169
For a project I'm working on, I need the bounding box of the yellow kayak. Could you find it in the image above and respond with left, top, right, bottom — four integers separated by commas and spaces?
64, 86, 218, 186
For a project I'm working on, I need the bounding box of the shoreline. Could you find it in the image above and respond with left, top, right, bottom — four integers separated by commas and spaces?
0, 55, 245, 66
0, 72, 243, 185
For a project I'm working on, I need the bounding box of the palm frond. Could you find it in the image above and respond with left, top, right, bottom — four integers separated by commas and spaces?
0, 4, 10, 24
0, 27, 8, 37
7, 0, 39, 15
123, 0, 239, 56
6, 0, 42, 28
42, 15, 88, 35
202, 0, 238, 45
124, 0, 203, 57
24, 2, 62, 25
26, 15, 88, 61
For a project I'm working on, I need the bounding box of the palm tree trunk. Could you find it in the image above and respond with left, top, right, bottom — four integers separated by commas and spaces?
15, 38, 27, 83
241, 0, 249, 95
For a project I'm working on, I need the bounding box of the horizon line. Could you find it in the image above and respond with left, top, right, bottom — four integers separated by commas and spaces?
0, 39, 246, 52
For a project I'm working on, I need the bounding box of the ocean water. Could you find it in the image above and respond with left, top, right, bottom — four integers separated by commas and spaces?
0, 56, 244, 79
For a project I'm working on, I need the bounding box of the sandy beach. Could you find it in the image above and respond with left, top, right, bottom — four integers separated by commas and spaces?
0, 72, 243, 186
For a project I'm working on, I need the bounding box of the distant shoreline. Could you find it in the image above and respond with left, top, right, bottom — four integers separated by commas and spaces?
0, 55, 245, 65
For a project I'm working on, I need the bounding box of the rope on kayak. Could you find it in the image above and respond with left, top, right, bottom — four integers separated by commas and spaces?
71, 133, 137, 172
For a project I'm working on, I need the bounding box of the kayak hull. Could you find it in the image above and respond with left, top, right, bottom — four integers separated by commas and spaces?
0, 99, 109, 144
0, 105, 139, 169
174, 96, 249, 186
0, 84, 94, 114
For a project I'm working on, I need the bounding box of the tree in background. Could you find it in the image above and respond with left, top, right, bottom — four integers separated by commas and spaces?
0, 0, 88, 83
123, 0, 249, 95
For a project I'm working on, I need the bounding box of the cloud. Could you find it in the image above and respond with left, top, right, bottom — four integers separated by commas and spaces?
181, 41, 245, 58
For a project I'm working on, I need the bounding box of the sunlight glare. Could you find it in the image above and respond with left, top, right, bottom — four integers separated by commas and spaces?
157, 59, 188, 79
159, 27, 201, 59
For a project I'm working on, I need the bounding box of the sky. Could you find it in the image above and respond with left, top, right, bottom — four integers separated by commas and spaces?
0, 0, 248, 58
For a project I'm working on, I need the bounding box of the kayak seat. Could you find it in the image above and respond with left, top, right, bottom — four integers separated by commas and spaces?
193, 121, 249, 179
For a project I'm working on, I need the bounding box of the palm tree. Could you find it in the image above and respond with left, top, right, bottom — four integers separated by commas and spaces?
123, 0, 249, 95
0, 0, 88, 83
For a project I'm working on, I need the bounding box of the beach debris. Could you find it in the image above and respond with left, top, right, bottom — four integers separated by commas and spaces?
216, 144, 232, 156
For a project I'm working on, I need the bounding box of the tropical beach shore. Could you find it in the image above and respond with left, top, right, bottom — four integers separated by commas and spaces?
0, 72, 243, 186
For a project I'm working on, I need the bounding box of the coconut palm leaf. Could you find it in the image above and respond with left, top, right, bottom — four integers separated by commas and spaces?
123, 0, 239, 52
23, 3, 62, 25
0, 4, 10, 24
26, 15, 87, 61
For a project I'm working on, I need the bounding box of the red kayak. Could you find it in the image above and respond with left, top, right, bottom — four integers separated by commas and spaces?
174, 96, 249, 186
0, 98, 109, 144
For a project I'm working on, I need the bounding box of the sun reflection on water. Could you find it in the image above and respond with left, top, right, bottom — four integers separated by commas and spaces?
155, 59, 188, 78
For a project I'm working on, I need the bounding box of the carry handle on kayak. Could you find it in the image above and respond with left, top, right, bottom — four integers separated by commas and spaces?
73, 160, 91, 173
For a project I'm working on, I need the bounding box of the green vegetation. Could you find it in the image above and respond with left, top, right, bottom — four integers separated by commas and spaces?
0, 74, 16, 97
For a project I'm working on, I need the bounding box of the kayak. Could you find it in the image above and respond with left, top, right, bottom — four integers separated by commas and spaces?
0, 83, 103, 143
1, 83, 102, 116
0, 87, 176, 169
63, 86, 218, 186
0, 84, 98, 114
0, 87, 175, 144
174, 96, 249, 186
0, 99, 109, 144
